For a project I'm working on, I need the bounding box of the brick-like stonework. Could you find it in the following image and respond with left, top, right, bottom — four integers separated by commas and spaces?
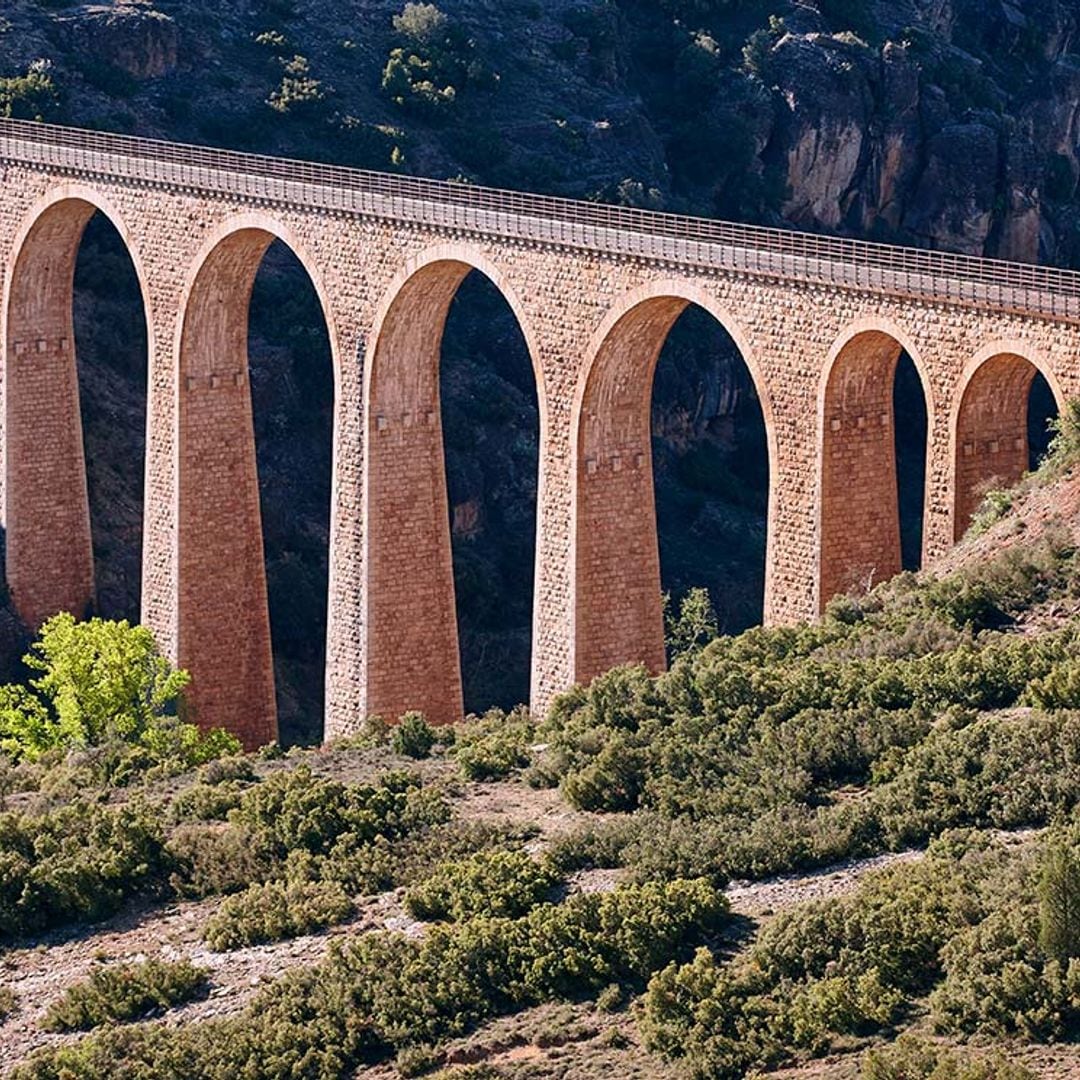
0, 121, 1077, 746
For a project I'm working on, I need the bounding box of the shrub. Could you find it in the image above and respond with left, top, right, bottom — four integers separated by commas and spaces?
1039, 837, 1080, 963
861, 1036, 1037, 1079
641, 845, 1001, 1077
230, 766, 446, 858
203, 878, 354, 950
404, 850, 558, 921
170, 781, 247, 823
14, 878, 726, 1077
0, 60, 60, 121
166, 822, 272, 898
0, 800, 167, 939
0, 984, 16, 1020
930, 907, 1080, 1040
663, 587, 719, 659
381, 2, 493, 117
268, 54, 327, 114
392, 712, 437, 759
42, 959, 208, 1032
198, 755, 257, 786
452, 706, 533, 780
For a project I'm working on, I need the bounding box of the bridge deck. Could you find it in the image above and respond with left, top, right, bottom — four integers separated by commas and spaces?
1, 117, 1079, 321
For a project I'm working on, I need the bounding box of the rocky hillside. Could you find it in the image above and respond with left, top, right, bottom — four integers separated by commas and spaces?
1, 0, 1077, 739
6, 0, 1080, 259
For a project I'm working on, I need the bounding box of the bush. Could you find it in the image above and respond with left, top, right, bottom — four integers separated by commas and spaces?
203, 878, 354, 950
1039, 837, 1080, 963
861, 1036, 1037, 1079
166, 822, 272, 898
0, 60, 60, 120
170, 781, 248, 823
664, 587, 719, 659
230, 766, 446, 858
640, 844, 1004, 1077
0, 984, 16, 1020
392, 712, 437, 759
404, 850, 557, 921
42, 959, 209, 1031
452, 706, 533, 780
0, 800, 167, 939
381, 2, 493, 117
930, 907, 1080, 1040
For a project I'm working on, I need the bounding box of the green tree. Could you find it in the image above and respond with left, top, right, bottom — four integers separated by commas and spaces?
664, 587, 719, 659
1039, 838, 1080, 963
26, 613, 189, 745
0, 614, 236, 767
0, 60, 60, 121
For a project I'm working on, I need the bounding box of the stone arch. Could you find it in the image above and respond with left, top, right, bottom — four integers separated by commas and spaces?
571, 280, 775, 685
817, 317, 932, 610
362, 245, 545, 727
951, 340, 1064, 542
175, 214, 341, 749
2, 184, 153, 631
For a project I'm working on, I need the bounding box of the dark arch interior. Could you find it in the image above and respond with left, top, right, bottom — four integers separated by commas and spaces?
439, 271, 539, 714
73, 212, 148, 623
894, 351, 928, 571
1028, 372, 1058, 468
247, 240, 333, 746
650, 304, 769, 636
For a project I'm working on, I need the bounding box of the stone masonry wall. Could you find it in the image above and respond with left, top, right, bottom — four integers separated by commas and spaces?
1, 157, 1078, 743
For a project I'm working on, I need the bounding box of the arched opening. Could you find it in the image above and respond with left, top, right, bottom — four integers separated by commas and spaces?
3, 195, 148, 638
953, 351, 1060, 541
440, 273, 539, 714
177, 226, 335, 751
75, 214, 148, 623
248, 243, 334, 746
818, 329, 929, 609
574, 292, 771, 686
364, 257, 540, 727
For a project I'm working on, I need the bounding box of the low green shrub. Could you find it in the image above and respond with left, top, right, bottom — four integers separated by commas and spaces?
404, 849, 557, 921
392, 712, 437, 759
198, 755, 257, 786
639, 839, 1005, 1077
0, 60, 60, 121
14, 877, 725, 1077
0, 800, 167, 940
0, 984, 16, 1020
931, 913, 1080, 1040
230, 766, 447, 859
861, 1035, 1037, 1079
42, 959, 209, 1032
170, 780, 247, 823
452, 706, 533, 780
166, 822, 272, 898
203, 878, 354, 950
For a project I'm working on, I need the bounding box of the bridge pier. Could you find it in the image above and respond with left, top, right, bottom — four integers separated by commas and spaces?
3, 197, 97, 630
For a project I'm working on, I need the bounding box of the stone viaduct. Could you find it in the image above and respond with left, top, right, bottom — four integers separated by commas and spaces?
1, 118, 1078, 749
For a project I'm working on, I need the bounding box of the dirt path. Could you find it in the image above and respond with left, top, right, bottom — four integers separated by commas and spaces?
724, 849, 924, 916
0, 887, 424, 1070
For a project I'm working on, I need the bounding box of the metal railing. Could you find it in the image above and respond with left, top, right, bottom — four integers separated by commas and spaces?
2, 117, 1079, 320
